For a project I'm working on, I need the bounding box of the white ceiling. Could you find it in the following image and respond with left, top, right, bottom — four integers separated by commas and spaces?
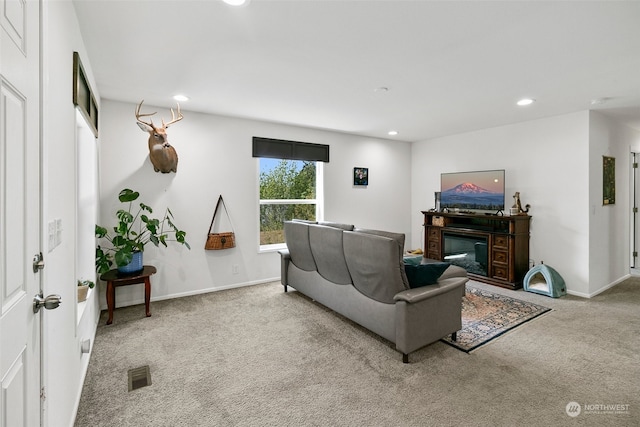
72, 0, 640, 142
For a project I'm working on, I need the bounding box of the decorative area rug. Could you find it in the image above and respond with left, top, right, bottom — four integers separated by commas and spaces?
441, 284, 551, 352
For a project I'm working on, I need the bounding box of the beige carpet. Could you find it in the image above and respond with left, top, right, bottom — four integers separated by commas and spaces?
75, 278, 640, 426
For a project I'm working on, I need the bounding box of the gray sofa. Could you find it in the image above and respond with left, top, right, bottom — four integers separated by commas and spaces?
279, 220, 468, 363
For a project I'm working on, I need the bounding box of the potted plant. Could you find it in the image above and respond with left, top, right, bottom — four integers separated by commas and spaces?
77, 279, 95, 302
95, 188, 191, 274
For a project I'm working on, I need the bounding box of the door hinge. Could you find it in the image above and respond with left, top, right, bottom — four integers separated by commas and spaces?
32, 252, 45, 273
40, 386, 46, 402
633, 251, 638, 258
634, 207, 638, 213
634, 162, 638, 169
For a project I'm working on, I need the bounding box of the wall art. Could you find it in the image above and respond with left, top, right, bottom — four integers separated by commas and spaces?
72, 52, 99, 137
603, 155, 615, 205
354, 167, 368, 186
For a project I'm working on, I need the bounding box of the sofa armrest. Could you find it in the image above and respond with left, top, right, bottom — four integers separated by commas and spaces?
278, 248, 290, 258
278, 249, 290, 288
438, 265, 468, 280
393, 277, 467, 304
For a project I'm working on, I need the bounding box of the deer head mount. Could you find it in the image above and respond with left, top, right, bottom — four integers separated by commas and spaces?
135, 100, 183, 173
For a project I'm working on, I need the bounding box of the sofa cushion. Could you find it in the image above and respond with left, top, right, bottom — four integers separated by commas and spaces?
343, 231, 409, 303
308, 224, 352, 285
283, 221, 317, 272
404, 262, 451, 288
354, 228, 410, 289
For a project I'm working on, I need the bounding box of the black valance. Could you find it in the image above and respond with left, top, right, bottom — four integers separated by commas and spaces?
252, 137, 329, 162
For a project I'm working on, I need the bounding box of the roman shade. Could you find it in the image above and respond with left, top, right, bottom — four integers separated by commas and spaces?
252, 136, 329, 162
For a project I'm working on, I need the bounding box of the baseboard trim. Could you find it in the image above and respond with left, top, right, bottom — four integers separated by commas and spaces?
152, 277, 281, 302
566, 274, 631, 298
99, 277, 281, 310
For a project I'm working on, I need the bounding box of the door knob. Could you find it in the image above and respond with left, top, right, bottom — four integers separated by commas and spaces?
33, 293, 62, 313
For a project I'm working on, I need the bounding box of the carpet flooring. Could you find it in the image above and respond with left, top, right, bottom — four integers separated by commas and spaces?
441, 284, 551, 352
74, 278, 640, 427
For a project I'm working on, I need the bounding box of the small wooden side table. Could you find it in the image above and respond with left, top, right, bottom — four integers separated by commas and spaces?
100, 265, 157, 325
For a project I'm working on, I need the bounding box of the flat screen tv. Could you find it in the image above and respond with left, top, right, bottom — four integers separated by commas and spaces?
440, 169, 505, 212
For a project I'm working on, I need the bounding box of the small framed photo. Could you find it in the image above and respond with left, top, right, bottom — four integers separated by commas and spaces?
354, 167, 368, 186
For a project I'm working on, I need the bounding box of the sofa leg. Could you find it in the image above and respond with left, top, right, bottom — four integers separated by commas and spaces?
402, 353, 409, 364
452, 331, 457, 342
284, 284, 288, 293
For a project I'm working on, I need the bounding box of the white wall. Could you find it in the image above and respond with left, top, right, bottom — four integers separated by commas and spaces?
411, 112, 593, 295
325, 136, 413, 232
42, 2, 101, 426
411, 110, 640, 296
76, 110, 99, 287
588, 111, 640, 295
99, 99, 412, 306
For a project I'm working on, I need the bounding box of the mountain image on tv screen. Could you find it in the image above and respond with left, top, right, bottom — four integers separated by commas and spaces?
440, 170, 505, 211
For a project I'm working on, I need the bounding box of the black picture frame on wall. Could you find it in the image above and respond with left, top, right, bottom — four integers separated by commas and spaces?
603, 155, 615, 205
354, 167, 368, 186
73, 51, 99, 137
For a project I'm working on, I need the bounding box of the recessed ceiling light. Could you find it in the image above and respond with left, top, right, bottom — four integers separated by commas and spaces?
517, 98, 535, 106
223, 0, 249, 5
388, 130, 399, 136
173, 95, 189, 102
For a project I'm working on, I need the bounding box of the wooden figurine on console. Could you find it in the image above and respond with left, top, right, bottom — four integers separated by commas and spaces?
512, 192, 530, 215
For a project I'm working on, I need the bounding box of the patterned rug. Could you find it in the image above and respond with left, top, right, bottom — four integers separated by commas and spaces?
441, 284, 551, 352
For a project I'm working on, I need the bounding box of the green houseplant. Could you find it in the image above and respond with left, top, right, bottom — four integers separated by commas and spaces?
95, 188, 190, 274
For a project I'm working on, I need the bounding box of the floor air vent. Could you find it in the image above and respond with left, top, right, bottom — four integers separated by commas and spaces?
128, 365, 152, 391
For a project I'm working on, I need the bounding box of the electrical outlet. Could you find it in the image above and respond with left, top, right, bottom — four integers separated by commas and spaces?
232, 264, 239, 275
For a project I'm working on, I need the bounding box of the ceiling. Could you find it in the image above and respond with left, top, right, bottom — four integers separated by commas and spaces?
72, 0, 640, 143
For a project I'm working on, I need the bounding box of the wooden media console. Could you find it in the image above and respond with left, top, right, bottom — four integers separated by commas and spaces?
422, 211, 531, 289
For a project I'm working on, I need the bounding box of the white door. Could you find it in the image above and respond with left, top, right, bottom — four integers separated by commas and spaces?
633, 153, 639, 269
0, 0, 43, 426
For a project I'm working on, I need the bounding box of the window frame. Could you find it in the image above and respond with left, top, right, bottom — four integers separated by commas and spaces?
258, 159, 323, 252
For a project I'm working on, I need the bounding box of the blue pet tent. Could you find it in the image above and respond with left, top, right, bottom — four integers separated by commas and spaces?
523, 262, 566, 298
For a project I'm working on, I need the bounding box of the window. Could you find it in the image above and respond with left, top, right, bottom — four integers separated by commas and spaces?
253, 136, 328, 251
259, 159, 323, 250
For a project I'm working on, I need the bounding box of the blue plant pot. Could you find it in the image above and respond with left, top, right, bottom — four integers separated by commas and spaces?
118, 251, 143, 274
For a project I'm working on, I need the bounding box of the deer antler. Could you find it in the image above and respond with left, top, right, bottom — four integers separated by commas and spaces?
135, 100, 157, 128
162, 103, 183, 128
